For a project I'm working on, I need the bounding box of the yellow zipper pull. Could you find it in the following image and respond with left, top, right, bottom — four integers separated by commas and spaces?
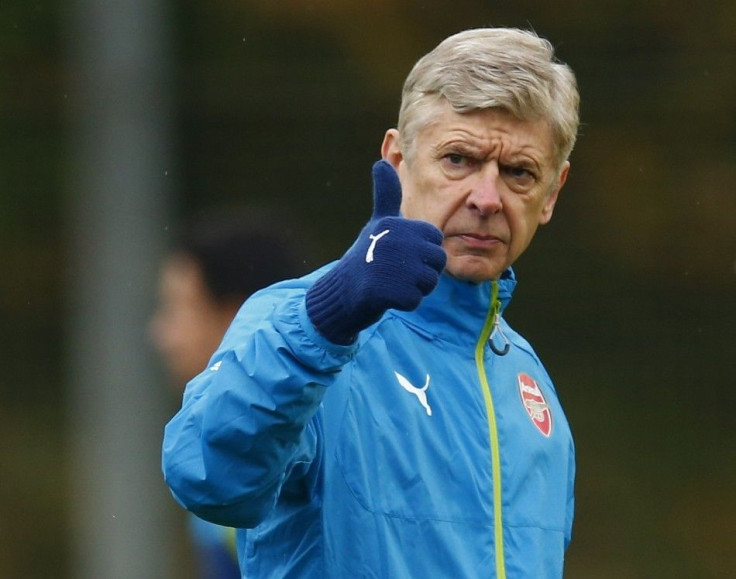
488, 281, 510, 356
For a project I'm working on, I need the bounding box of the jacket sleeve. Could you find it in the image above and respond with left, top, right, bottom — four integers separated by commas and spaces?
161, 281, 356, 528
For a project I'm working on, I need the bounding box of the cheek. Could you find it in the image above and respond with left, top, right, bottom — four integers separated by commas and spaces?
398, 169, 429, 214
401, 178, 463, 230
508, 210, 541, 255
163, 307, 209, 351
151, 311, 183, 350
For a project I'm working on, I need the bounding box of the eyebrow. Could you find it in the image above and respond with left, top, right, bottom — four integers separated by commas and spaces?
501, 154, 543, 172
437, 140, 548, 172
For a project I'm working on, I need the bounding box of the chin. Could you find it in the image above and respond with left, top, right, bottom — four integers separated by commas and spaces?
445, 258, 503, 284
445, 268, 496, 284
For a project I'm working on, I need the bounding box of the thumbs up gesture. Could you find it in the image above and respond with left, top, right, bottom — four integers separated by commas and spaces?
306, 160, 446, 344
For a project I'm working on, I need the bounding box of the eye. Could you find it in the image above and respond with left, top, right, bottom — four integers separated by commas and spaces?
501, 164, 536, 189
442, 152, 477, 170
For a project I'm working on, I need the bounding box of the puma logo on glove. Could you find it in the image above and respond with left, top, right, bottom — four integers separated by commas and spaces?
365, 229, 390, 263
306, 160, 446, 344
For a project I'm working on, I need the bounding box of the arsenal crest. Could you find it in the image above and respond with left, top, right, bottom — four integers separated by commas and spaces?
517, 373, 552, 437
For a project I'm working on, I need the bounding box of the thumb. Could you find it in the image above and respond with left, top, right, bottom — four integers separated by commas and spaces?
370, 160, 402, 219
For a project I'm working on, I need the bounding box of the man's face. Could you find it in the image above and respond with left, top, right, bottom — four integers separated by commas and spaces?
149, 254, 238, 389
382, 102, 569, 282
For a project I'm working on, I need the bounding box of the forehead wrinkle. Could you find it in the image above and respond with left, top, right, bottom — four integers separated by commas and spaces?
430, 130, 489, 157
415, 103, 557, 174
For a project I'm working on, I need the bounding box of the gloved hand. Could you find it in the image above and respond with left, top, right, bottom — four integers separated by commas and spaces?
306, 160, 446, 344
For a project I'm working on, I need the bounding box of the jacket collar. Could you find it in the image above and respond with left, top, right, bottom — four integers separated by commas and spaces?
392, 268, 517, 345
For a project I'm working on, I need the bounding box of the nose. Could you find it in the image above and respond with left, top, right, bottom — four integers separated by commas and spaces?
148, 310, 169, 351
466, 163, 503, 216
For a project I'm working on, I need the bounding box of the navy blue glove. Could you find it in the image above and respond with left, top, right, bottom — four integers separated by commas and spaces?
306, 160, 446, 344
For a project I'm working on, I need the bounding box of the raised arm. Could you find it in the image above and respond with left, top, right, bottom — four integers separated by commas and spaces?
161, 161, 445, 528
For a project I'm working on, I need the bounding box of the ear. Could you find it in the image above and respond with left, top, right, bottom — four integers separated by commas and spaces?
539, 161, 569, 225
381, 129, 404, 172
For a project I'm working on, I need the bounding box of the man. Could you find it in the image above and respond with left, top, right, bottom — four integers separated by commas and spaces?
150, 209, 301, 391
163, 27, 579, 578
151, 209, 301, 577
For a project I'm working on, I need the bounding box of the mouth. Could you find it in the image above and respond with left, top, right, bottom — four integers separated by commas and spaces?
454, 233, 504, 250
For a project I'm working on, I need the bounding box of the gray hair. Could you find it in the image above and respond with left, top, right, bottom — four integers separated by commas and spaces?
398, 28, 580, 168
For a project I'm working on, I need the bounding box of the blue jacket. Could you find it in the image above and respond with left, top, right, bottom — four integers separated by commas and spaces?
163, 267, 575, 578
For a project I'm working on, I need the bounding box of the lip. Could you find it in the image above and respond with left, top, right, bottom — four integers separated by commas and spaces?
456, 233, 503, 249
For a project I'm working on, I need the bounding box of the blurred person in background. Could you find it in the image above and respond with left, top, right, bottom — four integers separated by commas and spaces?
163, 27, 580, 578
150, 208, 303, 578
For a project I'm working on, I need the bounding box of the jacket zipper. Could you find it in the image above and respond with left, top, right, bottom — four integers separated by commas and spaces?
475, 280, 506, 579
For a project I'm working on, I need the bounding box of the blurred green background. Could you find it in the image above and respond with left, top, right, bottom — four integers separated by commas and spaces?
2, 1, 735, 577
